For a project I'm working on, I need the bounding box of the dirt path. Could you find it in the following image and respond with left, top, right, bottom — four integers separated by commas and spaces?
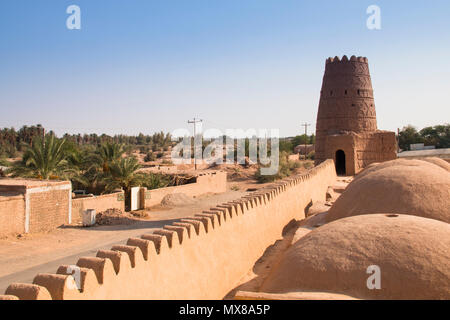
0, 190, 247, 293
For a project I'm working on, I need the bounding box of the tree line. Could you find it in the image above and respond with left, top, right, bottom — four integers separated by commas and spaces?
0, 124, 173, 158
0, 132, 185, 209
398, 124, 450, 151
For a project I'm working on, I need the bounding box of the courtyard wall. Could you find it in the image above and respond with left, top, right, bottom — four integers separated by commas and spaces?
142, 171, 227, 208
71, 192, 125, 225
0, 195, 25, 237
0, 180, 71, 236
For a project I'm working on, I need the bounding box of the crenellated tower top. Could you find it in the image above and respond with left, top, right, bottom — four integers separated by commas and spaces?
325, 55, 368, 64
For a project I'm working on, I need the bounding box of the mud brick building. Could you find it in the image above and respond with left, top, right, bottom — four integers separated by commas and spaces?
315, 55, 397, 175
0, 179, 71, 235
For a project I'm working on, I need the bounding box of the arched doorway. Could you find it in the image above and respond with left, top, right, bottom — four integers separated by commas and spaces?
335, 150, 346, 175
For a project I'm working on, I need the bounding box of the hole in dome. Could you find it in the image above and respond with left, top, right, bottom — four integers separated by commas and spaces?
386, 214, 399, 218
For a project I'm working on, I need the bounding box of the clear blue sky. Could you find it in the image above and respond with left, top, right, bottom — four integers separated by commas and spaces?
0, 0, 449, 137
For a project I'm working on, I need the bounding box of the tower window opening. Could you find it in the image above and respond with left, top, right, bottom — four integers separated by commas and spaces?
345, 90, 347, 95
357, 89, 361, 95
330, 91, 333, 96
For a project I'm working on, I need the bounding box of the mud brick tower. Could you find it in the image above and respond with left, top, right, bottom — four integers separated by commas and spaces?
315, 55, 397, 175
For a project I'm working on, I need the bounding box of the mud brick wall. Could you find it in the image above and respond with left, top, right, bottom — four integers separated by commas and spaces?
0, 181, 71, 236
71, 192, 125, 225
0, 195, 25, 237
28, 188, 71, 233
143, 171, 227, 208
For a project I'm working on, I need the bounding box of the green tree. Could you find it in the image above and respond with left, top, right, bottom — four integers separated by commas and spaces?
87, 142, 124, 173
0, 158, 8, 167
420, 124, 450, 148
279, 139, 293, 154
398, 125, 423, 151
103, 157, 143, 193
141, 172, 173, 190
8, 135, 78, 180
144, 152, 156, 162
102, 157, 143, 209
80, 142, 125, 193
292, 134, 314, 148
255, 151, 300, 183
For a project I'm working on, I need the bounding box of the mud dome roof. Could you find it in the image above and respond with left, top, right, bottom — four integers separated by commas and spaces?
420, 157, 450, 172
326, 158, 450, 223
261, 214, 450, 299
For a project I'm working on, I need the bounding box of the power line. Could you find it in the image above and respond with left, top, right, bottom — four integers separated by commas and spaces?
301, 122, 311, 159
187, 117, 203, 170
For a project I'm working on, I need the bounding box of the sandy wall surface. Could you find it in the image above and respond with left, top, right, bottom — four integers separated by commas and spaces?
0, 181, 71, 236
72, 192, 125, 225
0, 195, 25, 237
143, 171, 227, 207
1, 160, 336, 300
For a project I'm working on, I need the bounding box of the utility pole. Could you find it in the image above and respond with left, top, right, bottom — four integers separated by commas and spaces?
301, 123, 311, 160
188, 118, 203, 170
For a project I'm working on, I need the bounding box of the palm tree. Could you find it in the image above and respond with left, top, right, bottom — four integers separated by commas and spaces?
82, 142, 125, 191
103, 156, 143, 193
102, 157, 143, 210
93, 142, 125, 173
8, 135, 79, 180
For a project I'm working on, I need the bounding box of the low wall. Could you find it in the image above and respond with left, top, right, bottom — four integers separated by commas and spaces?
29, 185, 72, 233
72, 192, 125, 225
0, 195, 25, 237
143, 166, 178, 174
1, 160, 336, 300
143, 171, 227, 208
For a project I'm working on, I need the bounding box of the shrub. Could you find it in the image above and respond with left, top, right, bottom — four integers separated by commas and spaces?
303, 161, 313, 169
144, 152, 156, 162
141, 173, 173, 190
255, 151, 294, 183
139, 146, 150, 154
